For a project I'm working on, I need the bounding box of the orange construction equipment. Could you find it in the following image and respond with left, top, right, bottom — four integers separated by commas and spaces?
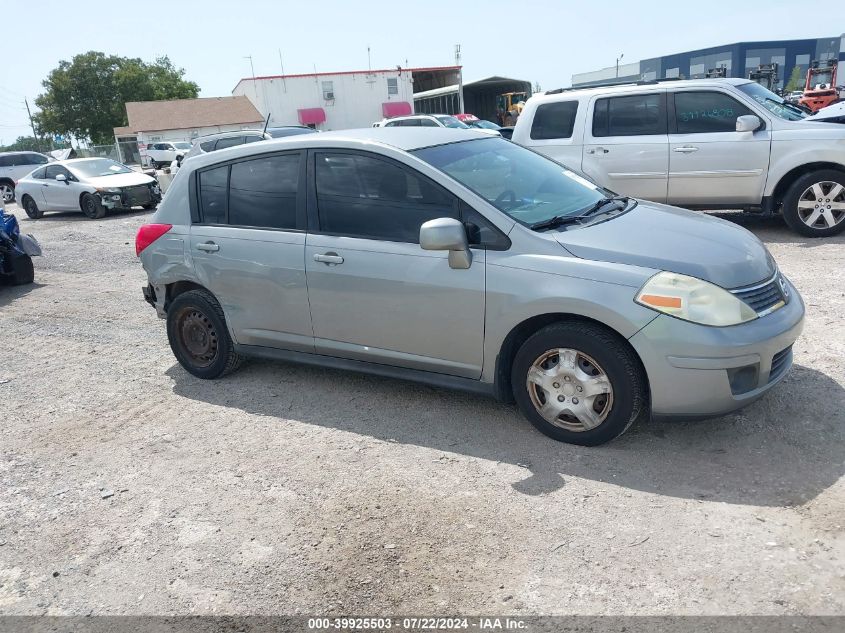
798, 60, 841, 113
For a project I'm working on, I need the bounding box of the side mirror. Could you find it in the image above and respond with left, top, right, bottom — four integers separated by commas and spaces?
419, 217, 472, 269
55, 173, 67, 183
736, 115, 762, 133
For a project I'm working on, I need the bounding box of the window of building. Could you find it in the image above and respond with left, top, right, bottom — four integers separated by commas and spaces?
387, 77, 399, 95
796, 54, 811, 66
674, 91, 752, 134
530, 101, 579, 140
745, 56, 761, 69
689, 63, 705, 77
315, 153, 457, 243
665, 67, 680, 79
228, 155, 300, 229
641, 70, 657, 81
198, 165, 228, 223
322, 81, 334, 100
593, 94, 665, 137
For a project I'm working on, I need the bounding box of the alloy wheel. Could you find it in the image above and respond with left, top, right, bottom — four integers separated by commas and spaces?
526, 348, 614, 432
0, 184, 13, 203
796, 181, 845, 230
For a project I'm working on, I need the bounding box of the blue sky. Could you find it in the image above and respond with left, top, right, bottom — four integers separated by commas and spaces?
0, 0, 842, 144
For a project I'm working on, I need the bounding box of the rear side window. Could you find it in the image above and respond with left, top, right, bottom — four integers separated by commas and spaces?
419, 118, 439, 127
200, 140, 216, 152
229, 155, 299, 229
592, 94, 665, 137
243, 135, 264, 144
0, 156, 11, 167
215, 136, 244, 150
198, 165, 228, 223
25, 153, 48, 165
31, 167, 47, 179
530, 101, 578, 139
315, 152, 457, 242
674, 91, 753, 134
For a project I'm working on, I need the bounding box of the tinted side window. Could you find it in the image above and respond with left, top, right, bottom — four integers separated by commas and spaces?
45, 165, 64, 179
229, 154, 299, 229
530, 101, 578, 140
0, 156, 11, 167
593, 94, 665, 137
418, 118, 439, 127
200, 140, 216, 152
31, 167, 47, 179
674, 91, 753, 133
198, 165, 228, 223
26, 153, 48, 165
315, 153, 457, 243
215, 136, 244, 150
243, 135, 264, 144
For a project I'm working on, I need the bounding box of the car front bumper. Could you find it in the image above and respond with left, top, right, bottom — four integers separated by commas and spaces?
629, 277, 805, 419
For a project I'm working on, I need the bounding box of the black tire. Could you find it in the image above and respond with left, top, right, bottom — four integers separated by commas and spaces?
142, 203, 157, 210
9, 254, 34, 285
166, 289, 243, 379
80, 193, 106, 219
782, 169, 845, 237
0, 181, 14, 204
511, 321, 648, 446
21, 195, 43, 219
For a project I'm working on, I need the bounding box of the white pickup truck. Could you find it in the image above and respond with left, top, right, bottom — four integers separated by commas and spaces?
513, 78, 845, 237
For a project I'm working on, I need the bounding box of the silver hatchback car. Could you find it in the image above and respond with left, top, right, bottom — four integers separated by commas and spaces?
137, 129, 804, 446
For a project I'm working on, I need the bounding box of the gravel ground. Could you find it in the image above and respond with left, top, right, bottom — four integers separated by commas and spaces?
0, 203, 843, 616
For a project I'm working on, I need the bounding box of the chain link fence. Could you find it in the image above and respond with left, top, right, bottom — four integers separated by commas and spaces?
73, 141, 142, 166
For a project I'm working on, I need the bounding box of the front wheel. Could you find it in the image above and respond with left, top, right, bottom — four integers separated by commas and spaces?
166, 289, 243, 379
80, 193, 106, 219
511, 322, 648, 446
782, 170, 845, 237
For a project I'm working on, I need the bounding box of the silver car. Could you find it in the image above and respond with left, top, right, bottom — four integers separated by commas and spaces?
15, 158, 161, 219
0, 151, 52, 203
137, 129, 804, 446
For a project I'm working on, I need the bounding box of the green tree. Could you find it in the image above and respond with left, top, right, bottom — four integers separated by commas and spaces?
33, 52, 199, 145
785, 65, 805, 93
0, 136, 49, 152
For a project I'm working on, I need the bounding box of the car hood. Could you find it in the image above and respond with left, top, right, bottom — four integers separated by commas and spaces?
805, 101, 845, 122
82, 172, 156, 188
553, 201, 775, 289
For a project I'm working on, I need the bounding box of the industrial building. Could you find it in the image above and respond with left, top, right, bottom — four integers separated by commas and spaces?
571, 35, 845, 92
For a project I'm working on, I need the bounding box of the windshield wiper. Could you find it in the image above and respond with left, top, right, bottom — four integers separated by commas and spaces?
530, 196, 630, 231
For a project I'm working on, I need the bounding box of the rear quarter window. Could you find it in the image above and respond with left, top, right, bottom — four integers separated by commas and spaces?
530, 101, 579, 140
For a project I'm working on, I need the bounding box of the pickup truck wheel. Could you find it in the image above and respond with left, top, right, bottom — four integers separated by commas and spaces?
80, 193, 106, 219
166, 289, 243, 379
21, 195, 43, 219
782, 170, 845, 237
511, 322, 648, 446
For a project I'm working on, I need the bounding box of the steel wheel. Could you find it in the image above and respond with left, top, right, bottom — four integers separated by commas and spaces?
526, 348, 614, 432
174, 307, 219, 368
0, 183, 14, 203
796, 181, 845, 230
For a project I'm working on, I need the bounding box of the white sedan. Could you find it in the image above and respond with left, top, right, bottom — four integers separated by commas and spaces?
15, 158, 161, 219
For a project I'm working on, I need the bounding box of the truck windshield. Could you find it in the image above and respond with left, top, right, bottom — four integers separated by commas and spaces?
737, 82, 807, 121
413, 137, 609, 226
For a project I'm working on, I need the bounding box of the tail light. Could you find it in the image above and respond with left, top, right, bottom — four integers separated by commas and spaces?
135, 223, 172, 256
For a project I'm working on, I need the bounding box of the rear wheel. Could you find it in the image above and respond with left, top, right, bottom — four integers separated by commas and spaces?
166, 289, 243, 379
512, 322, 648, 446
21, 195, 43, 219
0, 182, 14, 203
782, 170, 845, 237
80, 193, 106, 219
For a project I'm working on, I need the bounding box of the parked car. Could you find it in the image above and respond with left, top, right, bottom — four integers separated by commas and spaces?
136, 129, 804, 446
15, 158, 161, 219
0, 151, 52, 203
373, 114, 493, 135
267, 126, 318, 138
513, 78, 845, 237
456, 113, 505, 135
0, 200, 41, 285
182, 130, 272, 162
145, 142, 193, 169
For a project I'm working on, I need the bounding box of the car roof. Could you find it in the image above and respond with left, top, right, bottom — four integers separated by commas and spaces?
0, 150, 45, 156
193, 129, 267, 142
534, 77, 754, 102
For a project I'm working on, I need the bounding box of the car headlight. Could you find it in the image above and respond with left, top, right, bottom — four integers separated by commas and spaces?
635, 271, 757, 327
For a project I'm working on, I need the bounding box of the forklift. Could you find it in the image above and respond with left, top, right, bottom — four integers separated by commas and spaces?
798, 60, 841, 112
705, 66, 727, 79
748, 63, 780, 93
496, 92, 529, 126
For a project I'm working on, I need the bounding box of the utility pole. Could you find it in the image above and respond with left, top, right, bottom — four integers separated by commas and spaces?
278, 49, 287, 92
616, 53, 624, 79
367, 45, 372, 71
455, 44, 464, 114
24, 97, 42, 151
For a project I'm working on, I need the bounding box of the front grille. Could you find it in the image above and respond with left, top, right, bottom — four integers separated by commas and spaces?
124, 185, 152, 206
769, 346, 792, 382
731, 273, 787, 315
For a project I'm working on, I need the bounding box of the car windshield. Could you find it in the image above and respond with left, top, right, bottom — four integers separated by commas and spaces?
435, 115, 470, 129
69, 159, 133, 178
737, 82, 807, 121
173, 142, 192, 149
471, 120, 501, 130
413, 137, 609, 225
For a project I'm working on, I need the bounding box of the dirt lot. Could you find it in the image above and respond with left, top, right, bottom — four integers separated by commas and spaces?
0, 203, 843, 616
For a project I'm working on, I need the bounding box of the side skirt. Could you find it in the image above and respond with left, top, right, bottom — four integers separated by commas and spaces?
235, 344, 496, 398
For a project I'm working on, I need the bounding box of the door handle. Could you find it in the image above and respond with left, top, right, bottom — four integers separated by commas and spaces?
673, 146, 699, 153
586, 147, 609, 155
196, 241, 220, 252
313, 252, 344, 265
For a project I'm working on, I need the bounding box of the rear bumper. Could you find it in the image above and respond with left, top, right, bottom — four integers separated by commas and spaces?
630, 277, 805, 419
